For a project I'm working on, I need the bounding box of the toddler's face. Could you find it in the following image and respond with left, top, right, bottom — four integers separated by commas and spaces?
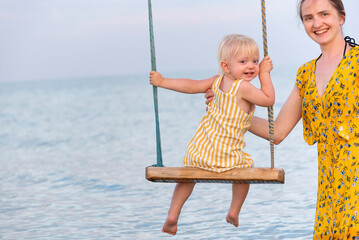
226, 52, 259, 82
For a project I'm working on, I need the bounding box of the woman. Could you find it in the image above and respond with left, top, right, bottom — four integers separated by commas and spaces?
205, 0, 359, 238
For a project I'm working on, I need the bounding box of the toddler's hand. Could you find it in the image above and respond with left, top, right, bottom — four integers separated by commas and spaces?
259, 56, 273, 74
149, 71, 165, 87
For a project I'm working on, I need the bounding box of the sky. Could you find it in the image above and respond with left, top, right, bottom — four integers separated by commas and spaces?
0, 0, 358, 82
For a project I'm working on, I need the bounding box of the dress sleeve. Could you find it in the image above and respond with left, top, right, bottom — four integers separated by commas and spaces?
294, 61, 317, 145
295, 64, 308, 98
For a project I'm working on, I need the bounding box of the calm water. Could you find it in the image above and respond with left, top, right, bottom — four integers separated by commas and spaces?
0, 71, 318, 239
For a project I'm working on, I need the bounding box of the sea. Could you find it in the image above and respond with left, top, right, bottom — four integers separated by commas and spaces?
0, 69, 318, 239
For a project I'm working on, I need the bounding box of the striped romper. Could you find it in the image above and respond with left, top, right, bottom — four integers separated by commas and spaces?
183, 75, 254, 173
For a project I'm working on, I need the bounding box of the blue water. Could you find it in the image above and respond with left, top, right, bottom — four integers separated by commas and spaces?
0, 71, 318, 239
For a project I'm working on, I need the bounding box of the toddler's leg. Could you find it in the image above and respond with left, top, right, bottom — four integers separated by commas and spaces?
226, 183, 249, 227
162, 182, 195, 235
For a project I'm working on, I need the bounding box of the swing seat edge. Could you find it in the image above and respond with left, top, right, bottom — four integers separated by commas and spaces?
145, 166, 285, 184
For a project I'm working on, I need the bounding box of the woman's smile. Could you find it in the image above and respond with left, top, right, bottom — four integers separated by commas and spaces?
314, 28, 329, 35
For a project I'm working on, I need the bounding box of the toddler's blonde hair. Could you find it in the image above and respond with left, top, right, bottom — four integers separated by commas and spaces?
218, 34, 259, 74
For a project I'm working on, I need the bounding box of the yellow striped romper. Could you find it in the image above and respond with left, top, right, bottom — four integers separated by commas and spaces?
183, 75, 254, 173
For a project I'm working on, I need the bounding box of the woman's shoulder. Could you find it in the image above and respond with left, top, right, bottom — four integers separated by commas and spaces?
340, 46, 359, 75
297, 58, 317, 74
351, 45, 359, 52
348, 46, 359, 58
295, 58, 317, 95
296, 58, 316, 83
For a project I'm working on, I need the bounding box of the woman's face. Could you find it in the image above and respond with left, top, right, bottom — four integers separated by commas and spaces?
301, 0, 345, 47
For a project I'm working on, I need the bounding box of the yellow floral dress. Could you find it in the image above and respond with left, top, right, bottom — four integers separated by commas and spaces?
296, 46, 359, 240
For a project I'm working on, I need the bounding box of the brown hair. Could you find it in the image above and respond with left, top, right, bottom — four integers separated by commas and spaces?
298, 0, 345, 21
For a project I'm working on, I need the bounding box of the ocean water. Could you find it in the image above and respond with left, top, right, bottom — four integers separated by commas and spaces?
0, 71, 318, 239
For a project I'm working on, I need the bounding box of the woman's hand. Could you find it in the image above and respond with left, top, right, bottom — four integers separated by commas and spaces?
205, 88, 214, 107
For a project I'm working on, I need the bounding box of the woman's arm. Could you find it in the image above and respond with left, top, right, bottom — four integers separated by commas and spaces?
150, 71, 216, 94
249, 83, 302, 144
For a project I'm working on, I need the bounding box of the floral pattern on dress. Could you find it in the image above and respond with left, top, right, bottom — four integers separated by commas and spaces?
296, 46, 359, 240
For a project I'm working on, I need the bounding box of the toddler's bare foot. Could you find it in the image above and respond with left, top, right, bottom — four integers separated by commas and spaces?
162, 215, 178, 235
226, 211, 239, 227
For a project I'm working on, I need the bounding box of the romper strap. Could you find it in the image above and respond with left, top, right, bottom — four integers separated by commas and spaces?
212, 75, 224, 93
229, 79, 243, 95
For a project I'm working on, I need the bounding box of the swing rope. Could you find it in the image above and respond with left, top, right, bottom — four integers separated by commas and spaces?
148, 0, 275, 168
148, 0, 163, 167
261, 0, 275, 168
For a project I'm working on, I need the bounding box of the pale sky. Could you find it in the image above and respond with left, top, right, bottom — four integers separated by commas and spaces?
0, 0, 358, 82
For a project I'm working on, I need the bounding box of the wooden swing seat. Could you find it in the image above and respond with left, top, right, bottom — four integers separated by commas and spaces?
146, 166, 285, 184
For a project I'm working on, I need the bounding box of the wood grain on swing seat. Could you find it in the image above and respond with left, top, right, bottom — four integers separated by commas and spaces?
146, 166, 285, 184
